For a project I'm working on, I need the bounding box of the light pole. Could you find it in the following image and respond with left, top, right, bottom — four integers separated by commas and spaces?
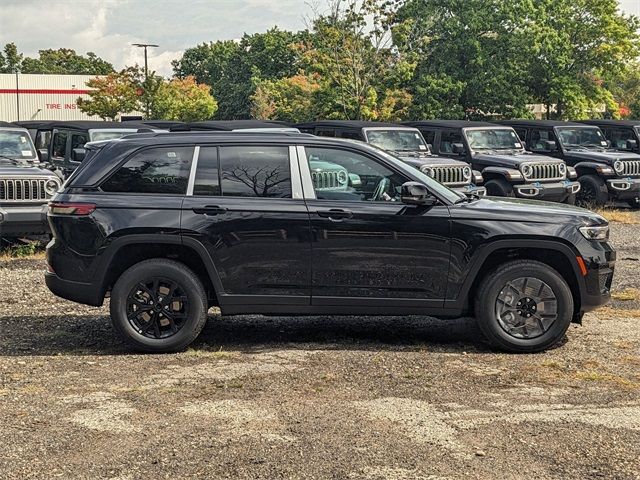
132, 43, 159, 118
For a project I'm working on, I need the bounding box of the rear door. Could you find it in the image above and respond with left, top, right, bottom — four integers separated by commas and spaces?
181, 143, 312, 308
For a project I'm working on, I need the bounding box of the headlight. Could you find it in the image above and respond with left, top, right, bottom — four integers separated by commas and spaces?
45, 179, 60, 196
558, 163, 566, 174
579, 225, 609, 241
613, 160, 624, 174
337, 170, 348, 184
421, 166, 434, 177
521, 164, 533, 178
463, 166, 472, 179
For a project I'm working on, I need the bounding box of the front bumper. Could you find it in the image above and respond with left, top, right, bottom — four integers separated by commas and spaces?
0, 204, 50, 237
606, 177, 640, 200
514, 180, 580, 201
451, 184, 487, 197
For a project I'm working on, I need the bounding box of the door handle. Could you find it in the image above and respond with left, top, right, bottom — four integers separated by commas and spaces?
192, 205, 228, 216
316, 208, 353, 220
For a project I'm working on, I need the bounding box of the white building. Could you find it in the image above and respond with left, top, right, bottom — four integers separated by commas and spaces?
0, 74, 104, 122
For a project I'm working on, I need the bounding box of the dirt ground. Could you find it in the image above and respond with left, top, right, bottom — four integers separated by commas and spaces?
1, 215, 639, 479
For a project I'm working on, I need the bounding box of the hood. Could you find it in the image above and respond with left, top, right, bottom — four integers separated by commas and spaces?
454, 196, 607, 226
564, 149, 640, 165
0, 163, 54, 176
398, 155, 470, 169
472, 151, 559, 167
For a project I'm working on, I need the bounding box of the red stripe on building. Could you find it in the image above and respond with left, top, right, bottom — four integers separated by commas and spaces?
0, 89, 91, 94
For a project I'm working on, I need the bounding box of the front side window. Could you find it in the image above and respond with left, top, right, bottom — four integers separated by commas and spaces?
530, 129, 556, 150
51, 131, 68, 158
464, 128, 523, 150
0, 130, 37, 159
220, 145, 291, 198
439, 130, 463, 153
305, 146, 408, 202
609, 128, 636, 150
556, 127, 607, 149
102, 146, 194, 194
71, 133, 89, 150
365, 129, 428, 153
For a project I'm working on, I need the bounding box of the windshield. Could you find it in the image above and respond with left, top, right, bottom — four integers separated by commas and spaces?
365, 129, 429, 152
0, 129, 37, 160
465, 128, 523, 150
358, 142, 463, 204
89, 129, 138, 142
556, 127, 608, 148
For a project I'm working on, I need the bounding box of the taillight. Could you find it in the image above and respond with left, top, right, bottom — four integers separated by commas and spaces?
48, 202, 96, 216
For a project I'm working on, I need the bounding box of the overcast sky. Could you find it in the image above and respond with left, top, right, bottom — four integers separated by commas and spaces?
1, 0, 639, 77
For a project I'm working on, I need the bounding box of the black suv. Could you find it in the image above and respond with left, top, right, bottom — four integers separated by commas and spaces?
579, 119, 640, 154
503, 120, 640, 208
405, 120, 580, 203
45, 132, 614, 353
295, 121, 486, 197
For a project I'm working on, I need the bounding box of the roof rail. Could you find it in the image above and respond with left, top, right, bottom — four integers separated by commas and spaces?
118, 130, 316, 141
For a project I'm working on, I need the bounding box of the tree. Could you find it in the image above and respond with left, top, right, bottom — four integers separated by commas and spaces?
76, 68, 141, 120
21, 48, 113, 75
150, 76, 218, 122
0, 43, 23, 73
251, 73, 323, 122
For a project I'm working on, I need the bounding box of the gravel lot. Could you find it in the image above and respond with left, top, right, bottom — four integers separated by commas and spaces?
1, 215, 639, 480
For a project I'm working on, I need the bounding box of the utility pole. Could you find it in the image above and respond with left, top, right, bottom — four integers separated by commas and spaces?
132, 43, 159, 118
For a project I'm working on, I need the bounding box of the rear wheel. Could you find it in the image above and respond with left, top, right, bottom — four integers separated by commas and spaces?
484, 177, 514, 197
576, 174, 609, 207
474, 260, 573, 353
110, 259, 208, 352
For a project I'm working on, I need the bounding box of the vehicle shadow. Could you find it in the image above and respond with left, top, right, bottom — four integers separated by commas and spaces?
0, 312, 493, 357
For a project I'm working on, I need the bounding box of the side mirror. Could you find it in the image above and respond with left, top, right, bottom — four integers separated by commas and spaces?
626, 139, 637, 150
71, 148, 86, 162
401, 182, 437, 206
452, 143, 466, 155
37, 149, 49, 162
542, 140, 557, 151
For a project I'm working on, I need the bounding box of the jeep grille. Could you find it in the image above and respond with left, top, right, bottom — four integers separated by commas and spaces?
430, 166, 470, 186
620, 160, 640, 177
311, 171, 346, 190
0, 178, 54, 203
526, 163, 565, 181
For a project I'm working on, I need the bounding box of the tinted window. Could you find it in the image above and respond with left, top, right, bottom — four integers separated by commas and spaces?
35, 130, 51, 150
439, 130, 463, 153
52, 131, 67, 158
102, 146, 194, 194
609, 128, 636, 150
513, 128, 527, 142
421, 130, 436, 146
71, 133, 89, 150
530, 129, 556, 150
193, 146, 221, 196
220, 145, 291, 198
340, 130, 363, 140
305, 147, 407, 202
316, 129, 336, 137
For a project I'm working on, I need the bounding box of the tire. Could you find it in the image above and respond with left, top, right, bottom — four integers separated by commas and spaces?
576, 174, 609, 207
564, 193, 576, 205
110, 259, 208, 353
484, 177, 515, 197
474, 260, 574, 353
627, 198, 640, 209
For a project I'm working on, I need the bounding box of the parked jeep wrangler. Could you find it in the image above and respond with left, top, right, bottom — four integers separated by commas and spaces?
579, 119, 640, 153
0, 122, 62, 237
45, 131, 614, 353
295, 121, 486, 197
405, 120, 580, 203
503, 120, 640, 208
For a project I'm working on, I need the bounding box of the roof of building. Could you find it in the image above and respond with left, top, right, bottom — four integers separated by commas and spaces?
294, 120, 406, 129
187, 120, 291, 131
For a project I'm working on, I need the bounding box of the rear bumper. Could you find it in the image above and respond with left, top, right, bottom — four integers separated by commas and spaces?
45, 271, 104, 306
0, 204, 50, 237
606, 177, 640, 200
514, 180, 580, 201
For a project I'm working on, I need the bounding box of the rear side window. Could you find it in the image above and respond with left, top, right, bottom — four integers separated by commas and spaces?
102, 146, 194, 194
193, 146, 221, 196
71, 133, 89, 150
220, 145, 291, 198
52, 131, 67, 158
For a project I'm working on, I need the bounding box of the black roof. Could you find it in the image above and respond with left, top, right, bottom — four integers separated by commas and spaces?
43, 120, 155, 131
498, 119, 585, 127
578, 119, 640, 127
13, 120, 58, 129
123, 119, 187, 129
403, 120, 499, 129
0, 121, 18, 128
187, 120, 291, 131
294, 120, 406, 129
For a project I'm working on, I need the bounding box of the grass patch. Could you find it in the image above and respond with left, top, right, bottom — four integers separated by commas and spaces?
593, 208, 640, 224
594, 306, 640, 319
574, 371, 639, 389
611, 288, 640, 302
0, 240, 46, 260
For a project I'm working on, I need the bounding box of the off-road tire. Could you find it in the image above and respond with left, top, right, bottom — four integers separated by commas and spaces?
484, 177, 515, 197
576, 174, 609, 207
474, 260, 574, 353
110, 259, 208, 353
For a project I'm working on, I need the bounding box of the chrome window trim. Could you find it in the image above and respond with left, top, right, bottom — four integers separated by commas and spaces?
289, 145, 304, 200
186, 145, 201, 196
296, 145, 317, 200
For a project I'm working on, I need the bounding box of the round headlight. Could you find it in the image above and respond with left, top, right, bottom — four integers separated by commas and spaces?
522, 164, 533, 177
337, 170, 348, 184
463, 166, 472, 179
421, 166, 434, 177
45, 179, 59, 196
614, 160, 624, 174
558, 163, 566, 174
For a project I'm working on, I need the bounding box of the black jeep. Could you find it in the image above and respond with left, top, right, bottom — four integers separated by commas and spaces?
0, 122, 62, 237
405, 120, 580, 203
45, 131, 614, 353
579, 119, 640, 154
503, 120, 640, 208
295, 121, 486, 197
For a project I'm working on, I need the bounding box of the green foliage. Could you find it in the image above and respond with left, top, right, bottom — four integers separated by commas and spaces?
252, 74, 322, 122
151, 76, 218, 122
21, 48, 114, 75
0, 43, 23, 73
76, 68, 142, 120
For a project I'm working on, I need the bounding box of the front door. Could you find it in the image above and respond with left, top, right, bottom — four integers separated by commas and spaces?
181, 144, 312, 307
299, 145, 451, 309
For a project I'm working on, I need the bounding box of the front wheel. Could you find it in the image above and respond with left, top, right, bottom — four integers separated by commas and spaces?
474, 260, 573, 353
484, 177, 514, 197
110, 259, 208, 352
576, 174, 609, 207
